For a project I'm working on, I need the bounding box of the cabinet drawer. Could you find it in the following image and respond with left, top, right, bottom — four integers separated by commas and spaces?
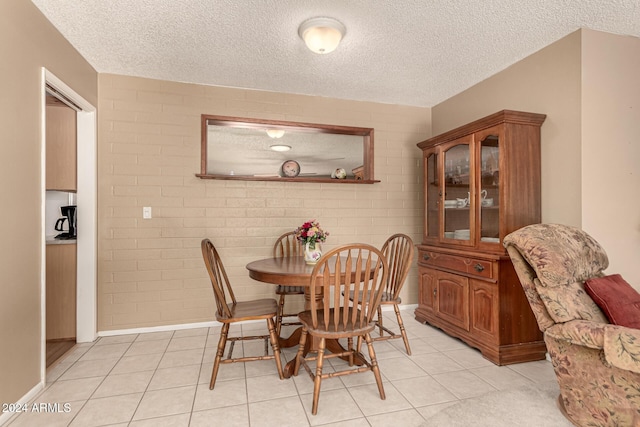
419, 250, 494, 280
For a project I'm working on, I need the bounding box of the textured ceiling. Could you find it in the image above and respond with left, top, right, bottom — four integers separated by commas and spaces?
32, 0, 640, 107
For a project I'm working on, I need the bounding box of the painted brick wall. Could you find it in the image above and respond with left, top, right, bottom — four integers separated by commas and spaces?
98, 74, 431, 331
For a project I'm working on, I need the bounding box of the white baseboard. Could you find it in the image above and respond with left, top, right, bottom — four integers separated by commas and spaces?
97, 304, 419, 338
388, 303, 417, 311
98, 320, 221, 337
0, 381, 44, 426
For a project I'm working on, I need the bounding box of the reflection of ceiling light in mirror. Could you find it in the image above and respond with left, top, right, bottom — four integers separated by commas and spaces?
266, 129, 285, 138
270, 144, 291, 152
298, 17, 346, 54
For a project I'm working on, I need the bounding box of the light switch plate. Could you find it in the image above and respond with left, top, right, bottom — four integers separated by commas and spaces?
143, 206, 152, 219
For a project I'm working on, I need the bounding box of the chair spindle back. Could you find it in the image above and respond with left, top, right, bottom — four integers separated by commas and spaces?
381, 234, 414, 299
309, 244, 388, 332
201, 239, 236, 319
273, 231, 302, 258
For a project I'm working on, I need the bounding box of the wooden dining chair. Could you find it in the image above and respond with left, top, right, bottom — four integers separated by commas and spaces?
346, 234, 414, 354
273, 231, 305, 336
201, 239, 284, 389
373, 234, 414, 354
293, 244, 388, 415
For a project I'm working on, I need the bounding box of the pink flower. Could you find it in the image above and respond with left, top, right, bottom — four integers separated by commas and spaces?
295, 219, 328, 245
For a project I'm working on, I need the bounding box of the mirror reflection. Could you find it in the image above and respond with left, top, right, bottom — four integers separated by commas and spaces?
198, 115, 375, 183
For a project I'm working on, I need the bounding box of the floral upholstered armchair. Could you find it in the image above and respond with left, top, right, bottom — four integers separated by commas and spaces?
503, 224, 640, 427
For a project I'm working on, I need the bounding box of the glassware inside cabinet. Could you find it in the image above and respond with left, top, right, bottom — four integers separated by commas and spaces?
443, 144, 471, 242
480, 135, 500, 243
425, 152, 439, 239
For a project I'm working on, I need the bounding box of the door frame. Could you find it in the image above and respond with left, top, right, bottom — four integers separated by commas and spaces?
41, 69, 97, 377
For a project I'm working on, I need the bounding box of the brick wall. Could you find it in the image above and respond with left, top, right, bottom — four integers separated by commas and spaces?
98, 74, 431, 331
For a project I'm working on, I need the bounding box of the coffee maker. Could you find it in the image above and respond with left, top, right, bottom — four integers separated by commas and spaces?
54, 205, 77, 240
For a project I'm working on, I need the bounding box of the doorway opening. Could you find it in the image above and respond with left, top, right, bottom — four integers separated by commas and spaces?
44, 92, 77, 367
42, 69, 97, 373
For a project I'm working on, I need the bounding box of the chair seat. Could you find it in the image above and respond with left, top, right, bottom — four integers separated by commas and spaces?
216, 298, 279, 323
380, 292, 401, 304
299, 308, 376, 338
276, 285, 305, 295
347, 290, 401, 304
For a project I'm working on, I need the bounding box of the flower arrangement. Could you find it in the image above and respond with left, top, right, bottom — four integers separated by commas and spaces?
294, 219, 329, 247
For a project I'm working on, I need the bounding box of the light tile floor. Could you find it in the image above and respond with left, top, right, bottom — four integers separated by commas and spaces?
7, 308, 557, 427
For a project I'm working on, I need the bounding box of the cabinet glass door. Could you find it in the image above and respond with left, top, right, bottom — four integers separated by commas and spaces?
424, 151, 439, 240
443, 142, 472, 243
479, 134, 500, 243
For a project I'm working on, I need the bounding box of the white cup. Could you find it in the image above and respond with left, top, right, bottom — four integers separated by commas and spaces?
482, 198, 494, 207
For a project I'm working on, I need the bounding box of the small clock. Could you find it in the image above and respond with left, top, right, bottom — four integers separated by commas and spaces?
281, 160, 301, 177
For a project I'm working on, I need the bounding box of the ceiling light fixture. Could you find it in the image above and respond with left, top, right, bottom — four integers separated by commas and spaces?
266, 129, 285, 138
270, 144, 291, 152
298, 17, 346, 54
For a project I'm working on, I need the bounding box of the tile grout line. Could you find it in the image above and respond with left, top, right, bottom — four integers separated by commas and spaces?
123, 330, 175, 425
187, 327, 215, 425
75, 335, 141, 426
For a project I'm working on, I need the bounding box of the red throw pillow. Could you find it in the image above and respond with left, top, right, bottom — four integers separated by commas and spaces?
584, 274, 640, 329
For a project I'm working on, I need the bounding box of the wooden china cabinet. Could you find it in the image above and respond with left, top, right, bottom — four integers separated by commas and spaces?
415, 110, 547, 365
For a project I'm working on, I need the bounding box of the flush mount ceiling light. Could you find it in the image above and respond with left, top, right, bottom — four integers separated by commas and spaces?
298, 17, 346, 54
266, 129, 285, 138
270, 144, 291, 152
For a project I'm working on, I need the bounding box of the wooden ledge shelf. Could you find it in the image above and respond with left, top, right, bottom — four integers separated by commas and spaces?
195, 174, 380, 184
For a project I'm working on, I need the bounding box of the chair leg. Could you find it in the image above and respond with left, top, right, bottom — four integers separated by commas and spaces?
267, 317, 284, 380
347, 337, 354, 366
377, 305, 384, 337
276, 294, 286, 337
312, 338, 326, 415
210, 323, 229, 390
393, 304, 411, 355
356, 335, 363, 355
293, 328, 308, 376
365, 332, 386, 400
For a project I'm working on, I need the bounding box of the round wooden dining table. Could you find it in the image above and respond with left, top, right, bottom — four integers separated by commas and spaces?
246, 255, 325, 287
246, 255, 365, 378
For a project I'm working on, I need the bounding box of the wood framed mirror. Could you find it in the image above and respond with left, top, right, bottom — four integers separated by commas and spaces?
197, 115, 377, 183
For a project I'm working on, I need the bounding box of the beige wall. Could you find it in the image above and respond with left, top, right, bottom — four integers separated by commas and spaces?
581, 30, 640, 285
0, 0, 97, 408
98, 74, 430, 331
432, 30, 583, 227
434, 29, 640, 286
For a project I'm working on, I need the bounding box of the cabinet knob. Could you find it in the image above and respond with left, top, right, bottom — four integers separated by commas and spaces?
423, 254, 430, 261
474, 263, 485, 272
433, 289, 437, 297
